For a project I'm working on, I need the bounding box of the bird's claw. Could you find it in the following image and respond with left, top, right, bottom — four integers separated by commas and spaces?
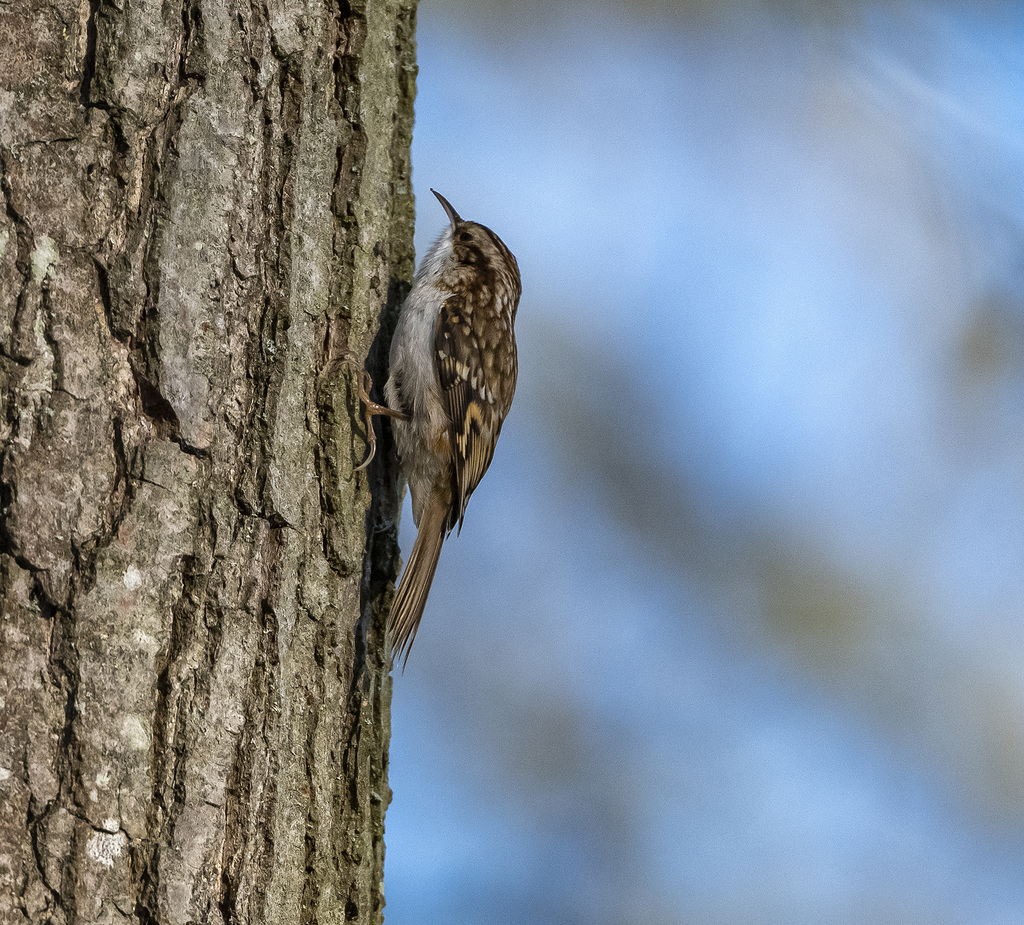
355, 369, 409, 472
354, 370, 378, 472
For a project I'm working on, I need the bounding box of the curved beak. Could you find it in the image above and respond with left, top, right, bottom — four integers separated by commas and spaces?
431, 189, 462, 227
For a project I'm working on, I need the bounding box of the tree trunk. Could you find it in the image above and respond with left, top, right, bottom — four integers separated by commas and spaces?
0, 0, 415, 920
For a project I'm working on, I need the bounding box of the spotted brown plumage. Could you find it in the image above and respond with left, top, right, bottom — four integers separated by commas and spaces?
435, 258, 518, 532
363, 190, 521, 666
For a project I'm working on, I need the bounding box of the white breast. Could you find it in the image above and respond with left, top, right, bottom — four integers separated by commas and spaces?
385, 231, 455, 523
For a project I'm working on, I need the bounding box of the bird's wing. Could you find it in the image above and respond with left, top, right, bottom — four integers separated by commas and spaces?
434, 293, 514, 532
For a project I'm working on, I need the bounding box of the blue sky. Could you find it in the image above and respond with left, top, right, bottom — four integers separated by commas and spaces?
385, 4, 1024, 923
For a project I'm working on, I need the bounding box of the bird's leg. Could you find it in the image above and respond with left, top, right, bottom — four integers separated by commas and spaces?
355, 370, 409, 471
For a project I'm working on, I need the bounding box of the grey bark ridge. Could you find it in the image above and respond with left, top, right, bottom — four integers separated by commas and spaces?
0, 0, 417, 922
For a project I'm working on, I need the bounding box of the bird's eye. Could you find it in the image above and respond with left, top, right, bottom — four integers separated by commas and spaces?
459, 231, 472, 242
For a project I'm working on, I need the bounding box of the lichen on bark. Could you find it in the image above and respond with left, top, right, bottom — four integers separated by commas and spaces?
0, 0, 417, 922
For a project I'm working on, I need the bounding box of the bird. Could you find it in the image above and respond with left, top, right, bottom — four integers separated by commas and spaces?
358, 189, 521, 666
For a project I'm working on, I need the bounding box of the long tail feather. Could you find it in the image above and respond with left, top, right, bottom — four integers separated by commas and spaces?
389, 493, 448, 668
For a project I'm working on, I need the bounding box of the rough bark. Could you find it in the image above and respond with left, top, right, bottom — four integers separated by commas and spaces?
0, 0, 416, 921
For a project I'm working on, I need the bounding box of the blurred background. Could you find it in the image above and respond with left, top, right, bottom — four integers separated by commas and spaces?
384, 2, 1024, 923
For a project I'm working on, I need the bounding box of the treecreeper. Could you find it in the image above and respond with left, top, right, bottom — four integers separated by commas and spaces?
359, 190, 522, 666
